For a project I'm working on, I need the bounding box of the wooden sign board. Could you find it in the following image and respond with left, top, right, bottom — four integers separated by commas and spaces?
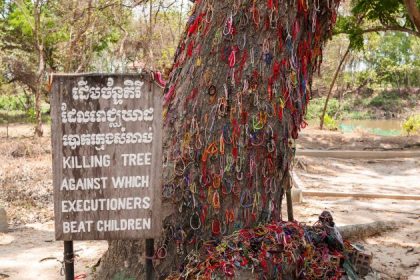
50, 73, 162, 240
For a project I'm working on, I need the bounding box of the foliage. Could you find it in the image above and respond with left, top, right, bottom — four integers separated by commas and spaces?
0, 0, 191, 132
362, 32, 420, 87
323, 113, 339, 130
0, 0, 188, 83
313, 1, 420, 123
314, 0, 420, 126
352, 0, 411, 28
307, 86, 417, 122
334, 15, 364, 50
335, 0, 420, 50
316, 31, 420, 93
328, 0, 420, 89
306, 97, 341, 121
0, 0, 170, 134
305, 96, 376, 126
26, 106, 37, 122
402, 114, 420, 136
97, 6, 187, 72
1, 0, 134, 72
0, 94, 26, 111
344, 111, 372, 120
369, 91, 403, 110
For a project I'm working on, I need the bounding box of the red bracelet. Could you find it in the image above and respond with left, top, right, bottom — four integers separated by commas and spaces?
212, 219, 221, 235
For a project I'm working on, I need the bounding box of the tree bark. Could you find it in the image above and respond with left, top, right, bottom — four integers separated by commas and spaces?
338, 221, 400, 240
98, 0, 341, 279
33, 0, 44, 137
34, 79, 44, 137
320, 45, 350, 130
147, 0, 154, 66
336, 25, 420, 38
404, 0, 420, 33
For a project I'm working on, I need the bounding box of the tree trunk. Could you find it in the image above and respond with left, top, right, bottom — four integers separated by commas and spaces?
33, 1, 44, 137
34, 82, 44, 137
404, 0, 420, 33
34, 46, 45, 138
147, 0, 154, 66
98, 1, 341, 279
320, 45, 350, 130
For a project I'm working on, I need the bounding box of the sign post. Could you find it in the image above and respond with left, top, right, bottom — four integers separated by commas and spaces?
50, 73, 163, 277
64, 240, 74, 280
145, 238, 154, 280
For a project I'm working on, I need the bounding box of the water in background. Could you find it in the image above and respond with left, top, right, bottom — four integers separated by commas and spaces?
339, 119, 402, 136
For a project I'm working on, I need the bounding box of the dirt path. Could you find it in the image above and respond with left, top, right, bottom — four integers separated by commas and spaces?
0, 127, 107, 280
292, 127, 420, 279
297, 126, 420, 151
294, 157, 420, 195
0, 222, 107, 280
0, 124, 419, 279
289, 197, 420, 279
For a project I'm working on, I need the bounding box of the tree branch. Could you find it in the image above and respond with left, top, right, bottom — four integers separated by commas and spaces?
361, 25, 420, 37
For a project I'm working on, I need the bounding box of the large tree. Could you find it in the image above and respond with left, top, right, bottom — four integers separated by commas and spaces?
98, 0, 341, 279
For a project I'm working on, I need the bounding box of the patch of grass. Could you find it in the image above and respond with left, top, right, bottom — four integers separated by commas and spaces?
402, 114, 420, 136
323, 113, 338, 130
0, 94, 51, 124
0, 94, 29, 111
0, 109, 51, 124
0, 110, 27, 124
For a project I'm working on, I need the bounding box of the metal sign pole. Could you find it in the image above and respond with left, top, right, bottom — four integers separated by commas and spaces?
145, 239, 154, 280
64, 241, 75, 280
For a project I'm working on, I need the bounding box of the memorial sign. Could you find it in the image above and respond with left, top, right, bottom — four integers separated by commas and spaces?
51, 73, 162, 240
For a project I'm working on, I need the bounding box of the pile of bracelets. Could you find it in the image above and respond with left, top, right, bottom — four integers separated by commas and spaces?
166, 220, 354, 279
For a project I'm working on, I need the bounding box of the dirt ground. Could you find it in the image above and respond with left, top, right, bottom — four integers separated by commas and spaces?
0, 124, 419, 279
0, 222, 106, 279
293, 127, 420, 280
296, 126, 420, 151
0, 125, 107, 279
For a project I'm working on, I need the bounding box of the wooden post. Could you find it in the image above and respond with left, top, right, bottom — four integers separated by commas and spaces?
286, 190, 294, 221
286, 172, 294, 221
145, 239, 154, 280
64, 241, 74, 280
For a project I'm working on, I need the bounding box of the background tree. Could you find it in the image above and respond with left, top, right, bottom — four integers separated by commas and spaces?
363, 32, 420, 90
109, 0, 192, 71
0, 0, 191, 137
1, 0, 59, 136
98, 0, 341, 278
319, 0, 420, 129
0, 0, 143, 136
